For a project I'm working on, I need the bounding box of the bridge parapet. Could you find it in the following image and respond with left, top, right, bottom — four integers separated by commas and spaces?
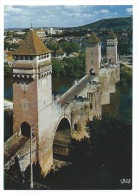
52, 95, 64, 113
61, 75, 90, 99
4, 134, 36, 173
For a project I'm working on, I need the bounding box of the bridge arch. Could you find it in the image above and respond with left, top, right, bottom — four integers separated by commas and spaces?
55, 115, 71, 133
53, 115, 71, 157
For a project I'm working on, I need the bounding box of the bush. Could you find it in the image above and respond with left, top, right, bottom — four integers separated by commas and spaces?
4, 65, 12, 78
52, 53, 85, 79
119, 65, 132, 85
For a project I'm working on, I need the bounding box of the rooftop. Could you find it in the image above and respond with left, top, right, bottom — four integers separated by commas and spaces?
13, 30, 51, 56
86, 32, 101, 44
108, 31, 117, 39
56, 49, 64, 54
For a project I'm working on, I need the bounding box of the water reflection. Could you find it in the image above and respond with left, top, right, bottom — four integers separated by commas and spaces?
4, 77, 74, 99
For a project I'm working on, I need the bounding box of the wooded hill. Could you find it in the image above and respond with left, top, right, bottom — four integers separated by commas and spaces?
74, 16, 132, 32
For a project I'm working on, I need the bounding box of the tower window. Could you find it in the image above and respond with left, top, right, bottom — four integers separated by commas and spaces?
25, 56, 28, 60
90, 103, 92, 109
20, 83, 28, 91
30, 56, 33, 60
74, 123, 77, 131
15, 56, 19, 60
20, 56, 23, 60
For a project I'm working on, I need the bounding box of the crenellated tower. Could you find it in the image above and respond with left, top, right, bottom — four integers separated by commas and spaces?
12, 29, 52, 169
85, 33, 101, 75
106, 31, 118, 64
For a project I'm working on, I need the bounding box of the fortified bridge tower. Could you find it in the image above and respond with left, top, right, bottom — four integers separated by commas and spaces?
106, 31, 118, 64
85, 32, 101, 75
12, 29, 53, 173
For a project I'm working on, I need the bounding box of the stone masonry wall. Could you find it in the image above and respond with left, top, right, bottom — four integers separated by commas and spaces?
13, 77, 38, 136
99, 69, 110, 105
85, 44, 101, 75
106, 40, 117, 64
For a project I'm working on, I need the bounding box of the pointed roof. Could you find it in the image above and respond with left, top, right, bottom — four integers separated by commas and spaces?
56, 48, 64, 54
108, 31, 117, 39
13, 30, 51, 56
86, 32, 100, 44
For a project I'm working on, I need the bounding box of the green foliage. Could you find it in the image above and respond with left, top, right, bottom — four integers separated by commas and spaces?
46, 40, 80, 55
69, 137, 92, 163
118, 38, 131, 55
46, 41, 59, 51
119, 65, 132, 85
4, 65, 12, 78
13, 33, 26, 39
4, 41, 10, 50
60, 41, 80, 55
52, 52, 85, 78
6, 31, 13, 36
23, 28, 30, 32
4, 41, 19, 50
76, 17, 132, 32
88, 114, 132, 178
45, 115, 132, 189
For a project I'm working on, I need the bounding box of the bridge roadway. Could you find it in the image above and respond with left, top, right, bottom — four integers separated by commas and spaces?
58, 75, 93, 107
4, 134, 29, 164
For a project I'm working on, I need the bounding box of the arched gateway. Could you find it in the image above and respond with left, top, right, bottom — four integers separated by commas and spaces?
21, 122, 30, 138
53, 117, 71, 158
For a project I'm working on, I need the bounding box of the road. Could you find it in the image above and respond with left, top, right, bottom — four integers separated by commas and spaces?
58, 75, 92, 107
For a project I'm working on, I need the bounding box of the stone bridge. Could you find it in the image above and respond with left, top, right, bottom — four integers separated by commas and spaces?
4, 64, 120, 175
4, 30, 120, 177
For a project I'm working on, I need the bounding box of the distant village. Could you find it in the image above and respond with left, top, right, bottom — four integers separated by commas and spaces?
4, 26, 132, 67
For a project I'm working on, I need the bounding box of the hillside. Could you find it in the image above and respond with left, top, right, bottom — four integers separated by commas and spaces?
5, 17, 132, 32
75, 16, 132, 31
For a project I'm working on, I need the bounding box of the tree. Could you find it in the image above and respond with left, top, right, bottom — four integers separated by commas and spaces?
46, 41, 59, 52
51, 53, 85, 78
88, 114, 132, 179
60, 42, 80, 55
4, 65, 12, 78
69, 137, 92, 163
4, 41, 19, 50
52, 59, 63, 77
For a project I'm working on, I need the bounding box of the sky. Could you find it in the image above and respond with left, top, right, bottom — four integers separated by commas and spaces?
4, 5, 133, 29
